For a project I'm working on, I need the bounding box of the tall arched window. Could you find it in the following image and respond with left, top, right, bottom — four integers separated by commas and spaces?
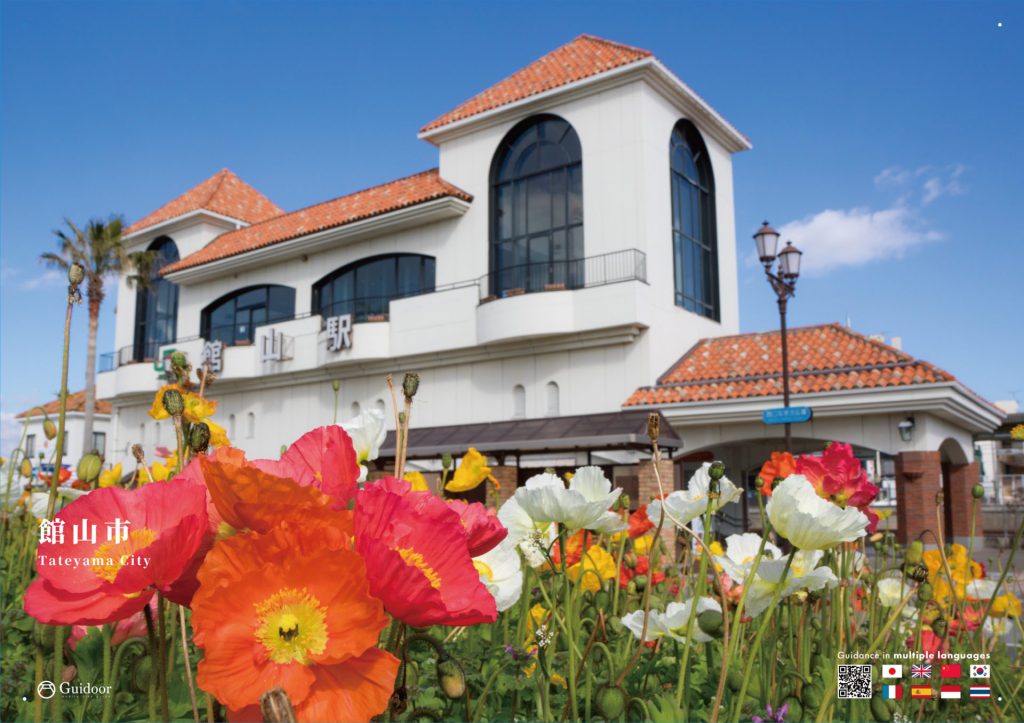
246, 412, 255, 439
491, 115, 583, 296
201, 285, 295, 345
132, 237, 179, 361
545, 381, 560, 416
670, 121, 719, 320
512, 385, 526, 419
312, 254, 435, 322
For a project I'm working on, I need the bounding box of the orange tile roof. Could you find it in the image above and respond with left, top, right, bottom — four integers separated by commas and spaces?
625, 323, 971, 407
17, 390, 112, 418
163, 169, 472, 274
421, 34, 653, 133
125, 169, 284, 236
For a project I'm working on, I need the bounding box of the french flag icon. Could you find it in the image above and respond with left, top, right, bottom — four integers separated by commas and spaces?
882, 685, 902, 699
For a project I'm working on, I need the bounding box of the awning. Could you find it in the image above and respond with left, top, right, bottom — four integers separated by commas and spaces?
381, 410, 681, 460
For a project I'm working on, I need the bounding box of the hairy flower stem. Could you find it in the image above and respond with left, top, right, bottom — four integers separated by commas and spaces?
179, 605, 200, 723
102, 624, 114, 723
33, 644, 44, 723
44, 295, 76, 520
156, 596, 171, 722
730, 551, 796, 723
51, 626, 65, 722
676, 503, 713, 711
558, 533, 579, 721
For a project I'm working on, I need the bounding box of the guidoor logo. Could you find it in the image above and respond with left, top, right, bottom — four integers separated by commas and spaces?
37, 681, 56, 700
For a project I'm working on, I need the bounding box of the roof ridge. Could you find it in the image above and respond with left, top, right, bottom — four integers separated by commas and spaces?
576, 33, 653, 57
201, 168, 231, 208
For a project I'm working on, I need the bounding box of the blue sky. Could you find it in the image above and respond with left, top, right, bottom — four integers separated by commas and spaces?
2, 0, 1021, 449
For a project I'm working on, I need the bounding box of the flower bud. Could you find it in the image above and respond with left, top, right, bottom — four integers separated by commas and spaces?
259, 687, 297, 723
646, 412, 660, 442
932, 617, 948, 638
618, 493, 631, 511
331, 379, 340, 392
68, 263, 84, 285
161, 388, 185, 416
905, 540, 924, 564
906, 562, 929, 583
633, 574, 648, 591
189, 423, 211, 454
77, 453, 102, 483
697, 610, 724, 638
971, 484, 984, 500
19, 458, 33, 478
170, 351, 188, 369
131, 444, 145, 464
437, 657, 466, 700
595, 685, 627, 720
402, 372, 420, 400
917, 582, 933, 603
441, 453, 453, 470
43, 419, 57, 441
708, 461, 726, 480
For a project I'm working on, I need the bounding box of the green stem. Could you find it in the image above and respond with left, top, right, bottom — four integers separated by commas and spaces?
156, 596, 170, 722
45, 295, 76, 520
52, 625, 65, 723
101, 625, 114, 723
676, 504, 713, 711
558, 533, 579, 721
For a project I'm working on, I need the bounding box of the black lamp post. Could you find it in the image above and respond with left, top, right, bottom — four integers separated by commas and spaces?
753, 221, 803, 452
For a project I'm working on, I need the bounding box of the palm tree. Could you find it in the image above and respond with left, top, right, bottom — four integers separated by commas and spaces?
41, 218, 152, 457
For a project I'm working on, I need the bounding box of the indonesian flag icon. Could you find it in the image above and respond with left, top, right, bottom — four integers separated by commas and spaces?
882, 664, 903, 678
940, 685, 961, 699
940, 663, 961, 679
910, 686, 932, 699
881, 685, 902, 699
970, 664, 991, 678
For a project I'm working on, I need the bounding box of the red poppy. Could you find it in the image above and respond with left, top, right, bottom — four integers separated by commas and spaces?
618, 554, 666, 589
354, 478, 496, 627
549, 529, 593, 568
796, 443, 880, 532
628, 505, 654, 538
39, 468, 72, 485
757, 451, 796, 496
445, 499, 507, 557
252, 426, 360, 508
24, 478, 209, 625
192, 524, 397, 722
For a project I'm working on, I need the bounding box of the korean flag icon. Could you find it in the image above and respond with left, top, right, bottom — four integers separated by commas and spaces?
882, 664, 903, 678
970, 664, 990, 679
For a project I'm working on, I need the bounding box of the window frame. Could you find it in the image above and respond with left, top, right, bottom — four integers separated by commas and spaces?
670, 120, 720, 321
311, 253, 436, 323
132, 237, 180, 362
200, 285, 296, 346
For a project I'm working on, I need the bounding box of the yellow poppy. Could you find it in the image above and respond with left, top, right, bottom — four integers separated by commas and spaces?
990, 593, 1022, 618
404, 471, 430, 492
567, 545, 617, 593
634, 534, 654, 555
206, 419, 230, 448
98, 463, 122, 488
149, 384, 183, 420
183, 393, 217, 424
445, 448, 496, 492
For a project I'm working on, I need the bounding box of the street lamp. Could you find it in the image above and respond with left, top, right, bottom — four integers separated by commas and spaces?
753, 222, 803, 451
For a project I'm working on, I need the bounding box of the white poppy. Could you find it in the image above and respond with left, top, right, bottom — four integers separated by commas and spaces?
766, 475, 868, 550
621, 597, 722, 644
714, 532, 783, 584
739, 550, 838, 617
29, 486, 90, 518
512, 467, 625, 534
342, 409, 386, 481
497, 496, 556, 568
876, 576, 909, 608
474, 538, 524, 612
966, 579, 998, 600
647, 463, 741, 528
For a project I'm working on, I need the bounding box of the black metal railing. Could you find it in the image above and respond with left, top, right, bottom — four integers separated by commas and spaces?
318, 287, 437, 325
479, 248, 646, 301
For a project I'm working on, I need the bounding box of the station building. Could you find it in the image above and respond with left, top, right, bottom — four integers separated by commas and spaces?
96, 35, 1004, 545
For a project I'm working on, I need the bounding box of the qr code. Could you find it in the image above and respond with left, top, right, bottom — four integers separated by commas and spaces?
837, 665, 872, 699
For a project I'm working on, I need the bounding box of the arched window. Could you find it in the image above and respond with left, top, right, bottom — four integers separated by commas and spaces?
374, 399, 386, 415
490, 115, 583, 296
350, 401, 361, 418
228, 414, 236, 439
133, 237, 179, 361
670, 121, 718, 320
313, 254, 436, 322
512, 385, 526, 419
201, 285, 295, 345
246, 412, 255, 439
545, 381, 560, 416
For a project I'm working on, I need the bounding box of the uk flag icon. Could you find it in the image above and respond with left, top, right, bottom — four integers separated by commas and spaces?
970, 664, 990, 679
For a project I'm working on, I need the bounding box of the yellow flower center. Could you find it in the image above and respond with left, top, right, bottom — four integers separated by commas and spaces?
473, 560, 494, 581
91, 528, 157, 582
395, 546, 442, 589
254, 587, 328, 664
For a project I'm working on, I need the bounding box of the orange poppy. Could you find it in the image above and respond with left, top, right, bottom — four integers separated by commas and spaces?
192, 525, 397, 722
757, 451, 796, 496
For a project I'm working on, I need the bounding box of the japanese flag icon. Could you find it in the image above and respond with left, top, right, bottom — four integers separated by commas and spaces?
882, 664, 903, 678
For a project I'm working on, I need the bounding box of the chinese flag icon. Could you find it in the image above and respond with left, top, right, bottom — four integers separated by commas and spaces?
940, 664, 961, 679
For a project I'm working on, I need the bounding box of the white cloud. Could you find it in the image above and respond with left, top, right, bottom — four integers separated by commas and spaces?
921, 164, 965, 205
873, 164, 966, 205
778, 204, 942, 276
19, 269, 64, 291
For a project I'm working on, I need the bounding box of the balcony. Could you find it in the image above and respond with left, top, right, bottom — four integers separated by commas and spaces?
477, 249, 646, 302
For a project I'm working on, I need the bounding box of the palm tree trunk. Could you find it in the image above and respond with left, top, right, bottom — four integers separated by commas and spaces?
83, 292, 101, 456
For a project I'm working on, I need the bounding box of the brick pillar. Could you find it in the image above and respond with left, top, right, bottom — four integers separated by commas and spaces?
946, 462, 983, 545
490, 465, 519, 510
638, 458, 677, 552
895, 451, 942, 545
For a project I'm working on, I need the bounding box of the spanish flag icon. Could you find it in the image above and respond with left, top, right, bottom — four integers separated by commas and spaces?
910, 685, 932, 699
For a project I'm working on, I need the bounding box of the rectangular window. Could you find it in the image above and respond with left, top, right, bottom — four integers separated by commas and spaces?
92, 432, 106, 457
25, 434, 36, 458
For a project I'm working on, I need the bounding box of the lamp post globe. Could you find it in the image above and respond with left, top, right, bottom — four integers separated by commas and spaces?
753, 221, 780, 266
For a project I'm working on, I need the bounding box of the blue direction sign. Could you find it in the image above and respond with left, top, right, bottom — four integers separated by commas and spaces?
762, 406, 813, 425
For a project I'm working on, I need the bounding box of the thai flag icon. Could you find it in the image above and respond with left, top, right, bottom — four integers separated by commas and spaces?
882, 664, 903, 678
970, 685, 991, 699
970, 664, 990, 679
940, 685, 961, 699
881, 685, 902, 699
940, 664, 961, 679
911, 664, 932, 678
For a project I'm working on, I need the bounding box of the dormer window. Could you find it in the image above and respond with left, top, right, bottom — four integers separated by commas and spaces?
132, 237, 179, 362
490, 115, 583, 297
670, 120, 719, 320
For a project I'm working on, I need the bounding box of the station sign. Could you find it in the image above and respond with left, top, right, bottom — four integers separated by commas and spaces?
762, 406, 813, 425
